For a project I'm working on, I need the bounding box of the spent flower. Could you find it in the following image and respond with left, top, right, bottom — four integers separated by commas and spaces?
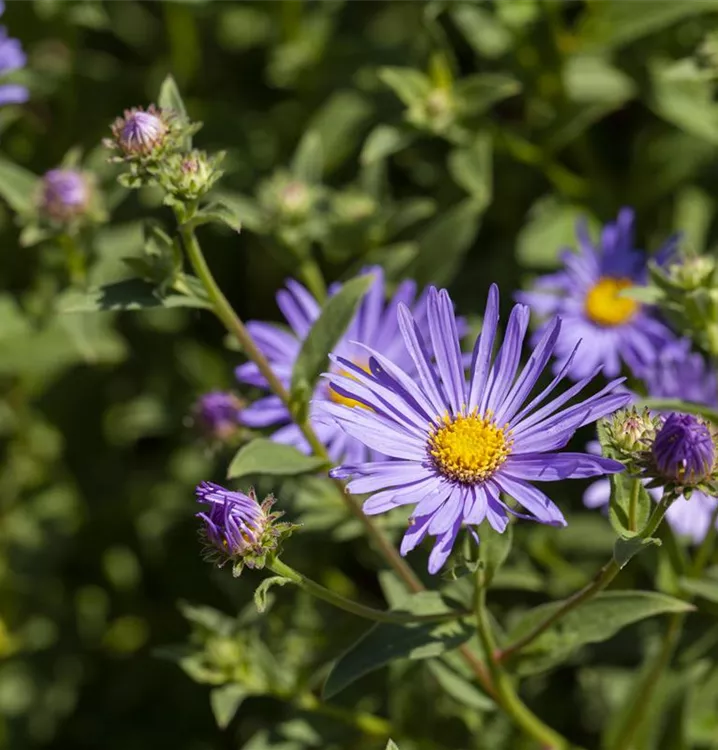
195, 481, 296, 575
517, 208, 677, 380
323, 284, 629, 573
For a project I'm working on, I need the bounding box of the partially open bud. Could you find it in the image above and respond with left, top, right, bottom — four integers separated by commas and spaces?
39, 168, 91, 222
195, 482, 297, 576
109, 105, 169, 157
652, 413, 716, 486
191, 391, 243, 442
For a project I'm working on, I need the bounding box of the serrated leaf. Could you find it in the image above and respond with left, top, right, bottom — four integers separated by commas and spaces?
507, 591, 694, 676
58, 279, 211, 313
412, 198, 483, 287
210, 684, 250, 729
227, 439, 326, 480
323, 595, 472, 698
0, 155, 39, 214
289, 274, 373, 400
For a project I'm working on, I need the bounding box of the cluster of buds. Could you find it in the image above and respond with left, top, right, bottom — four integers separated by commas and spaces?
190, 391, 245, 444
195, 482, 298, 576
159, 149, 225, 205
104, 105, 200, 188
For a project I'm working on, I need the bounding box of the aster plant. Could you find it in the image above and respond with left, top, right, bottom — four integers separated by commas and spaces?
517, 208, 677, 380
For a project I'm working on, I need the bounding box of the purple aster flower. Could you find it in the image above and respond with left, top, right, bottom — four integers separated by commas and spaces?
652, 413, 715, 485
107, 105, 169, 157
236, 267, 446, 463
192, 391, 243, 441
643, 338, 717, 407
195, 481, 293, 573
517, 208, 677, 380
0, 2, 28, 107
39, 168, 90, 222
320, 284, 629, 574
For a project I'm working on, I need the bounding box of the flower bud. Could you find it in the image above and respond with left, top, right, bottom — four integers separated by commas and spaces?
652, 413, 716, 486
191, 391, 243, 441
109, 105, 169, 157
195, 482, 297, 575
604, 407, 659, 458
667, 255, 716, 291
39, 168, 91, 222
160, 149, 224, 202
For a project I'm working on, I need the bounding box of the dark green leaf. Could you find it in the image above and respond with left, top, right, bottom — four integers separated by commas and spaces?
323, 593, 472, 698
210, 684, 250, 730
0, 155, 39, 214
679, 576, 718, 603
227, 439, 326, 480
361, 125, 417, 164
289, 274, 373, 401
426, 660, 495, 711
454, 73, 521, 116
614, 536, 661, 569
479, 522, 513, 587
507, 591, 694, 676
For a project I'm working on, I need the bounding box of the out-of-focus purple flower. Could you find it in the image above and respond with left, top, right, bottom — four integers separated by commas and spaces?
0, 2, 28, 107
322, 284, 628, 574
192, 391, 243, 441
643, 338, 718, 407
652, 413, 715, 485
39, 168, 90, 222
517, 208, 678, 380
236, 267, 455, 464
108, 105, 169, 157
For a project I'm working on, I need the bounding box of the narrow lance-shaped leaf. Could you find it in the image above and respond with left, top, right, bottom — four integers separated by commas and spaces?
228, 438, 327, 480
290, 274, 373, 404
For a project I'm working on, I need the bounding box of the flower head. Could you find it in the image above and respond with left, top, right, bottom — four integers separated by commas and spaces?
39, 168, 91, 222
0, 3, 28, 107
110, 106, 169, 157
652, 413, 715, 486
195, 481, 295, 575
192, 391, 243, 441
236, 267, 449, 464
517, 208, 677, 380
322, 284, 629, 573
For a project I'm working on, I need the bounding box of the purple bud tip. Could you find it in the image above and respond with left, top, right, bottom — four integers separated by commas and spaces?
116, 107, 167, 155
652, 413, 715, 484
192, 391, 243, 440
40, 168, 90, 221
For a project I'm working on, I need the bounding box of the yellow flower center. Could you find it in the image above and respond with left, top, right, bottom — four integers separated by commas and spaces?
329, 363, 372, 410
584, 277, 639, 327
428, 411, 512, 484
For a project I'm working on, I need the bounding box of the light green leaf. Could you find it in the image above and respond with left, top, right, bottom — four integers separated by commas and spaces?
227, 439, 326, 480
412, 198, 483, 287
291, 130, 323, 184
289, 274, 373, 401
158, 73, 188, 117
210, 684, 250, 729
0, 155, 39, 214
426, 660, 495, 711
454, 73, 521, 116
674, 185, 713, 253
450, 5, 512, 59
254, 576, 292, 614
619, 285, 664, 304
448, 132, 492, 205
379, 67, 432, 107
58, 279, 211, 313
516, 197, 599, 269
185, 201, 242, 233
323, 592, 472, 698
212, 191, 264, 233
507, 591, 694, 676
614, 536, 661, 569
385, 741, 400, 750
679, 576, 718, 603
608, 475, 652, 541
361, 125, 417, 164
563, 55, 635, 104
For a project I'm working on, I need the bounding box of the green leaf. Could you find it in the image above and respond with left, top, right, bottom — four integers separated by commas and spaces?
323, 593, 472, 698
361, 125, 417, 164
608, 475, 652, 541
291, 130, 323, 184
378, 67, 432, 107
507, 591, 694, 676
254, 576, 292, 613
450, 4, 512, 59
614, 536, 661, 569
679, 576, 718, 603
385, 741, 400, 750
212, 191, 264, 233
516, 197, 599, 269
412, 198, 483, 287
185, 202, 242, 233
619, 285, 664, 304
454, 73, 521, 116
289, 274, 373, 401
563, 55, 635, 105
479, 522, 513, 587
158, 73, 188, 117
577, 0, 718, 51
58, 279, 211, 313
210, 684, 250, 729
448, 133, 492, 205
227, 439, 326, 480
426, 660, 495, 711
0, 155, 39, 214
674, 185, 714, 254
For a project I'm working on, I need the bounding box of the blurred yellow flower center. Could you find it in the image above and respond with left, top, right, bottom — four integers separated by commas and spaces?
329, 362, 371, 410
429, 411, 511, 484
584, 277, 639, 327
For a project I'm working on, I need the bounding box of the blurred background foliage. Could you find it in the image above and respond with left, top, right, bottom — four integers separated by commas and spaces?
4, 1, 718, 749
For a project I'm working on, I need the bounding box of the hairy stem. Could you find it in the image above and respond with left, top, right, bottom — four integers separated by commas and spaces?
269, 558, 470, 625
474, 574, 578, 750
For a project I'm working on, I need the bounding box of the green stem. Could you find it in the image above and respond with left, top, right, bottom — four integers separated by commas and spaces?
269, 558, 469, 625
292, 691, 392, 736
58, 233, 87, 287
636, 398, 718, 423
176, 209, 424, 595
499, 494, 674, 662
628, 478, 640, 533
474, 574, 577, 750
